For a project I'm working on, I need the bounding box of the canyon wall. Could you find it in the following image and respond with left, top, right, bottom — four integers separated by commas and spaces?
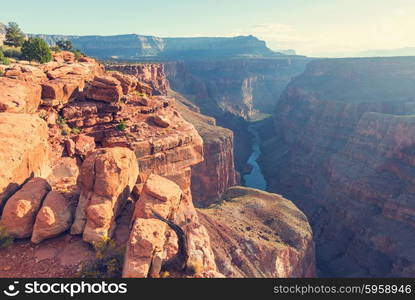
261, 57, 415, 277
29, 33, 273, 59
164, 57, 309, 177
172, 91, 238, 207
165, 57, 309, 119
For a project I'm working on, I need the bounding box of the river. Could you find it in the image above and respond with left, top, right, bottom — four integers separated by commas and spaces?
243, 125, 267, 190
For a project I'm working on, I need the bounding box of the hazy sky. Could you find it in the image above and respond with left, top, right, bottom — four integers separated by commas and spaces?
1, 0, 415, 57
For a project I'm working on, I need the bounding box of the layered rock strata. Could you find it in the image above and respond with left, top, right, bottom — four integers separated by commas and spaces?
262, 57, 415, 277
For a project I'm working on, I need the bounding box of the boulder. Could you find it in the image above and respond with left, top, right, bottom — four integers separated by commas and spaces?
31, 191, 74, 244
152, 115, 171, 128
73, 134, 95, 158
133, 174, 182, 220
0, 77, 42, 113
71, 147, 139, 243
52, 51, 75, 63
0, 114, 50, 206
110, 72, 138, 95
64, 138, 76, 157
41, 78, 83, 106
123, 218, 167, 278
1, 178, 51, 238
84, 75, 123, 102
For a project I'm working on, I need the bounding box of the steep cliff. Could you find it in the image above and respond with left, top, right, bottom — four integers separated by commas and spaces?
171, 91, 238, 207
107, 64, 169, 95
262, 57, 415, 277
165, 57, 310, 119
198, 186, 315, 277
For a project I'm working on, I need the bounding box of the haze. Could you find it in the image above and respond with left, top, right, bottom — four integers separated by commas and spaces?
1, 0, 414, 57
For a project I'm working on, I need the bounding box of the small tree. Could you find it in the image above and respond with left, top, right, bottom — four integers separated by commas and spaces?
56, 39, 75, 52
21, 37, 52, 63
4, 22, 25, 47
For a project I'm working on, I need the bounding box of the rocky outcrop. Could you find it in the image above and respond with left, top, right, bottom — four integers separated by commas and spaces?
0, 54, 224, 278
0, 113, 50, 207
107, 64, 169, 96
262, 57, 415, 277
198, 186, 315, 278
0, 77, 42, 113
71, 147, 139, 243
1, 178, 51, 238
124, 174, 182, 278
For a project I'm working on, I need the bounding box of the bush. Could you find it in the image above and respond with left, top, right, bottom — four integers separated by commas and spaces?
50, 45, 61, 52
1, 45, 21, 59
0, 226, 14, 249
5, 22, 25, 47
0, 51, 10, 65
56, 40, 75, 52
78, 237, 124, 278
21, 37, 52, 63
116, 120, 127, 131
73, 50, 83, 60
71, 127, 80, 135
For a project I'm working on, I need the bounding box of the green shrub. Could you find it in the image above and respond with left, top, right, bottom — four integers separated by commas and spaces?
116, 120, 127, 131
1, 45, 21, 59
73, 50, 83, 60
21, 37, 52, 63
56, 40, 75, 52
0, 226, 14, 249
0, 51, 9, 65
50, 45, 61, 52
4, 22, 25, 47
78, 237, 124, 278
71, 127, 81, 135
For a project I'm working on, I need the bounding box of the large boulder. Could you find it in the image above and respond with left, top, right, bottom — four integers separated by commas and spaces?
0, 113, 50, 206
70, 147, 139, 243
1, 178, 51, 238
0, 77, 42, 113
84, 75, 123, 102
110, 71, 139, 95
123, 218, 167, 278
133, 174, 182, 220
123, 174, 183, 278
31, 191, 74, 244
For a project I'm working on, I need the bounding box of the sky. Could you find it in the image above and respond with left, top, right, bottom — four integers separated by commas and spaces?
1, 0, 415, 57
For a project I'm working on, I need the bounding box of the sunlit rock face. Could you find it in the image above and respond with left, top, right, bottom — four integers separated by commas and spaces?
262, 57, 415, 277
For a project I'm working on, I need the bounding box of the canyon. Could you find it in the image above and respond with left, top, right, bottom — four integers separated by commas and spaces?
4, 22, 415, 279
0, 47, 314, 278
260, 57, 415, 277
